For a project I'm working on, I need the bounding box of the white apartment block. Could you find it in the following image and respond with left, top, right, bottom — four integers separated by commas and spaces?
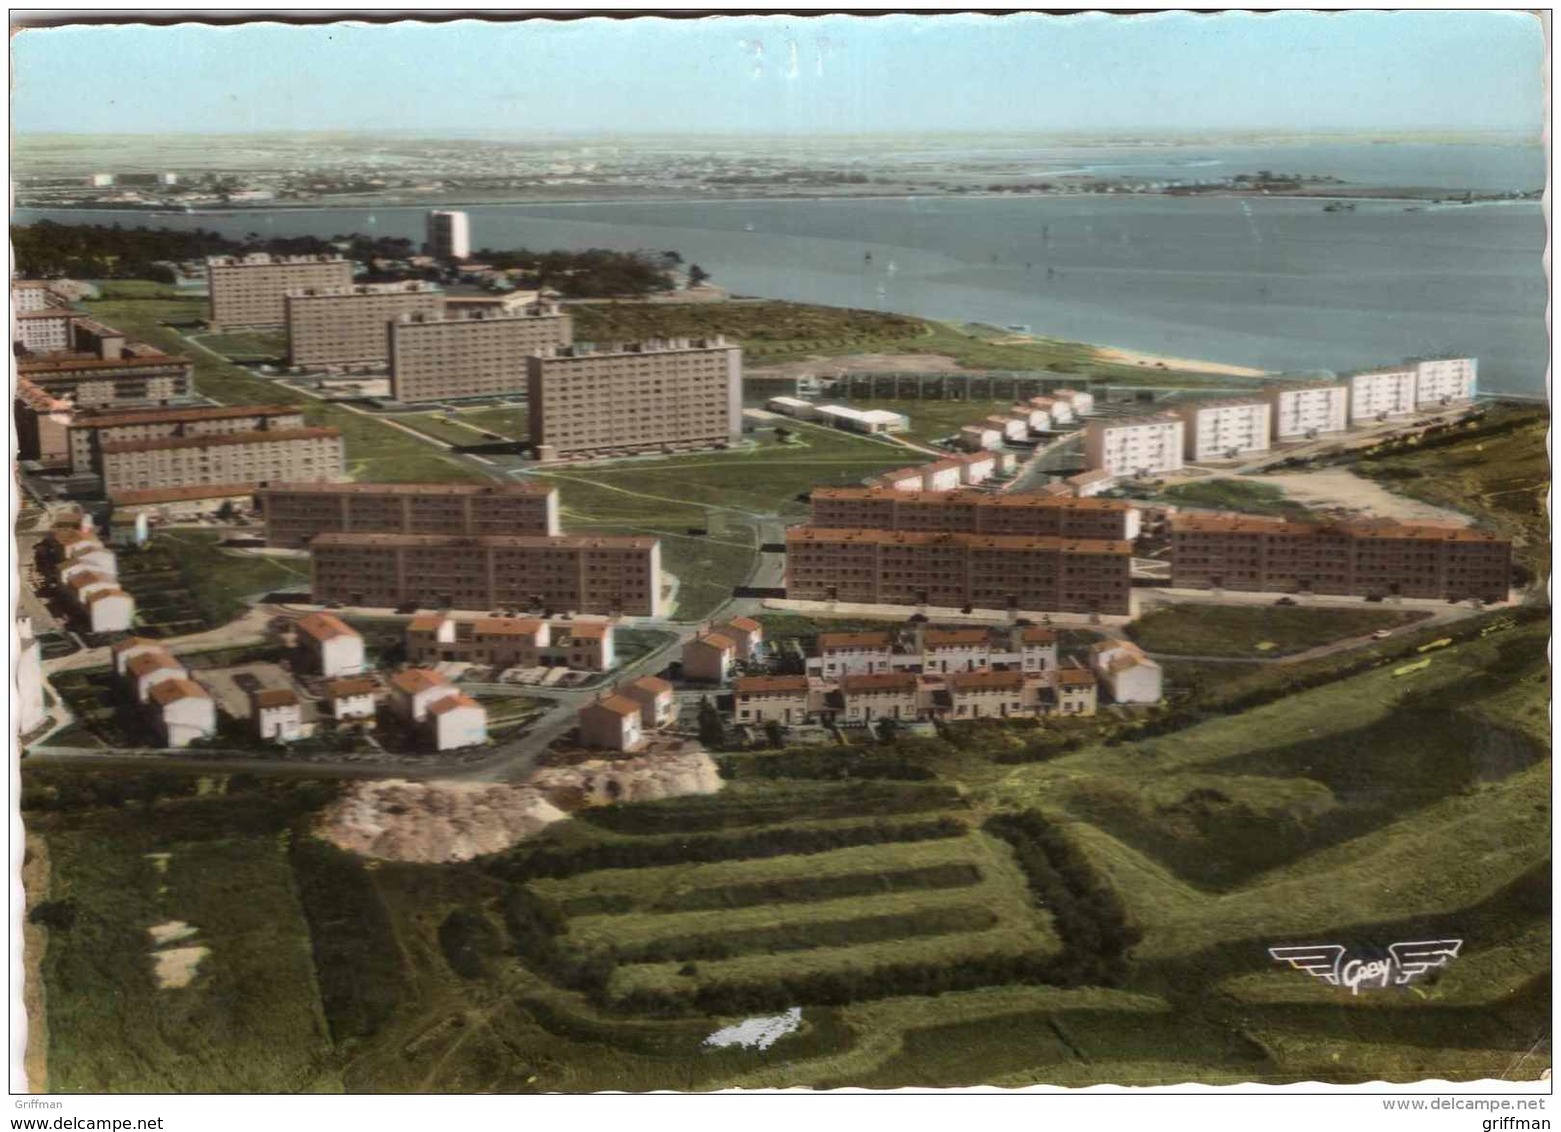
207, 254, 354, 330
1348, 367, 1418, 423
1412, 357, 1478, 407
285, 282, 445, 368
427, 210, 471, 261
1175, 398, 1272, 461
1083, 415, 1185, 478
1267, 382, 1350, 441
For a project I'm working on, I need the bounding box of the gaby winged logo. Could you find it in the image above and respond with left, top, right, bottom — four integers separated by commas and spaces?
1267, 940, 1463, 995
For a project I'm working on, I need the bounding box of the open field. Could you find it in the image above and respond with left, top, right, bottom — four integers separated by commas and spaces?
193, 329, 289, 362
455, 405, 531, 439
1157, 478, 1318, 519
130, 530, 308, 627
1127, 604, 1426, 658
572, 301, 1249, 385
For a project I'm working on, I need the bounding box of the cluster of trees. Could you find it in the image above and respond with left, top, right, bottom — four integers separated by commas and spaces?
471, 246, 680, 297
436, 908, 504, 981
502, 885, 615, 998
984, 810, 1140, 987
490, 817, 965, 883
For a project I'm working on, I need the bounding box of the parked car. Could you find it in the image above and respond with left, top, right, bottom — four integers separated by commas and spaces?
1372, 628, 1393, 639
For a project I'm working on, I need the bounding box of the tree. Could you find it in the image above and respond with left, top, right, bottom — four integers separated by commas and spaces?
687, 264, 711, 288
763, 719, 785, 749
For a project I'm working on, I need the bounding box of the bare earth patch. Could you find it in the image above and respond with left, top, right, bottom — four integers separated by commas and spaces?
318, 751, 723, 864
1242, 468, 1474, 526
147, 920, 198, 946
153, 946, 210, 990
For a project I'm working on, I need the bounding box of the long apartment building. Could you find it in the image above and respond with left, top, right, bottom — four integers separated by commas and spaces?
785, 527, 1133, 615
808, 486, 1142, 541
1083, 414, 1185, 478
66, 403, 304, 475
100, 427, 345, 494
16, 317, 193, 409
1169, 513, 1510, 602
1347, 365, 1419, 423
1266, 381, 1350, 440
285, 281, 445, 368
388, 304, 572, 402
309, 533, 663, 616
1411, 357, 1478, 407
206, 253, 354, 330
14, 378, 74, 465
527, 337, 742, 461
258, 480, 560, 546
1173, 398, 1272, 461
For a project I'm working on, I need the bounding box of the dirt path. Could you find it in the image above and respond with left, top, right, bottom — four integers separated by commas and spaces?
21, 833, 49, 1093
1241, 468, 1474, 526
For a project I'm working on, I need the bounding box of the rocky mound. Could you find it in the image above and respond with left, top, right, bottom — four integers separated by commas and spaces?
318, 751, 722, 864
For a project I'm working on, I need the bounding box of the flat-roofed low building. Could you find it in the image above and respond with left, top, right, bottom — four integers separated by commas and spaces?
309, 532, 663, 616
1266, 381, 1349, 441
99, 427, 345, 495
207, 253, 354, 330
785, 527, 1133, 615
814, 404, 909, 434
528, 337, 742, 461
66, 403, 305, 475
388, 303, 573, 403
1347, 366, 1418, 423
808, 487, 1141, 541
1411, 357, 1478, 407
1083, 414, 1184, 478
285, 281, 445, 368
1168, 513, 1511, 602
259, 480, 560, 547
1173, 398, 1272, 461
578, 694, 645, 752
733, 675, 813, 725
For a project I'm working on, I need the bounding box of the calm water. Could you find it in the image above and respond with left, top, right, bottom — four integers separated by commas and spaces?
15, 146, 1548, 395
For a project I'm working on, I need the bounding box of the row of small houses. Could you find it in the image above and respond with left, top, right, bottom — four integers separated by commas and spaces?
38, 517, 135, 633
952, 388, 1094, 454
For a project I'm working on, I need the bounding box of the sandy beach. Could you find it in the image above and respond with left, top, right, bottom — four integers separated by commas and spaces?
1089, 343, 1268, 377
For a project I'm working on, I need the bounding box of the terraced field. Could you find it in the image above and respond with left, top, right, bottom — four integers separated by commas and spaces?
22, 612, 1550, 1090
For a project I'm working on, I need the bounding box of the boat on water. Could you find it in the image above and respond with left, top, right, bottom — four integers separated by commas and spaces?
744, 222, 755, 232
1322, 201, 1357, 213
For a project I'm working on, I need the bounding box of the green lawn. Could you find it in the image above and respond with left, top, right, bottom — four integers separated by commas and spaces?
391, 413, 498, 448
1127, 604, 1427, 658
571, 301, 1247, 386
196, 329, 289, 362
140, 530, 310, 624
455, 405, 531, 439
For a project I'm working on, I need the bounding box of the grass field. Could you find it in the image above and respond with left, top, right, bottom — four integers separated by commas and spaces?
572, 301, 1244, 385
1127, 604, 1426, 658
193, 329, 289, 362
455, 405, 531, 439
137, 530, 309, 625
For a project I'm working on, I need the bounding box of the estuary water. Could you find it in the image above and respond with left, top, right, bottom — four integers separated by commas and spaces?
14, 146, 1549, 395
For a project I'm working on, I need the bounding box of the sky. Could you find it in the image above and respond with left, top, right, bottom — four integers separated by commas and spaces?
9, 10, 1547, 137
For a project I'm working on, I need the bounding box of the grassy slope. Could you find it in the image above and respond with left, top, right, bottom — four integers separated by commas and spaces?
1356, 407, 1550, 579
1127, 605, 1425, 657
572, 301, 1245, 385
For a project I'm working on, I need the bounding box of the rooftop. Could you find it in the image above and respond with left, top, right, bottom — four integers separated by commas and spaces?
818, 631, 893, 650
295, 611, 359, 642
585, 694, 641, 719
625, 675, 672, 695
1054, 667, 1097, 688
127, 650, 182, 676
734, 675, 811, 694
99, 426, 341, 456
840, 672, 918, 692
692, 632, 736, 651
71, 403, 300, 430
261, 480, 553, 498
253, 688, 300, 709
923, 628, 991, 647
311, 532, 655, 550
149, 677, 210, 706
948, 669, 1025, 690
787, 526, 1132, 555
391, 668, 449, 694
111, 483, 258, 506
326, 676, 378, 698
473, 617, 546, 636
428, 693, 483, 715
